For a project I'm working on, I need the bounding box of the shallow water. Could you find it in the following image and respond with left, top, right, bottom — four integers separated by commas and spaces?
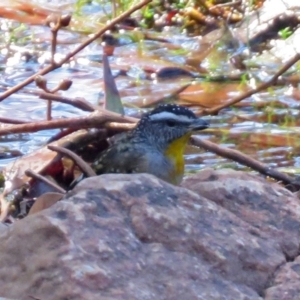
0, 0, 299, 178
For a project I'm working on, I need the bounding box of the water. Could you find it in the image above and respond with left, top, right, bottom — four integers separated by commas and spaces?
0, 0, 299, 177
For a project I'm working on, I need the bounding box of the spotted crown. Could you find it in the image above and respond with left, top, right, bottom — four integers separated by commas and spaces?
147, 104, 197, 119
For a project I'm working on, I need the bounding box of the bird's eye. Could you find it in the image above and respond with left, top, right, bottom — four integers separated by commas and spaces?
166, 120, 176, 127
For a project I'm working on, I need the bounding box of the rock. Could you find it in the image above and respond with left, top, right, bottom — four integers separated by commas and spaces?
182, 168, 300, 259
265, 283, 300, 300
264, 256, 300, 300
0, 171, 299, 299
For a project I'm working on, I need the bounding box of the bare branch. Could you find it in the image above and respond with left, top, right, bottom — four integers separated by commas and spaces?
0, 0, 152, 102
39, 92, 96, 112
25, 169, 66, 194
0, 109, 137, 136
204, 53, 300, 115
190, 136, 300, 189
47, 145, 96, 177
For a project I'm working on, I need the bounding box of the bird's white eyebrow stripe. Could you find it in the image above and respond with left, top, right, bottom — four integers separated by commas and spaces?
149, 111, 194, 122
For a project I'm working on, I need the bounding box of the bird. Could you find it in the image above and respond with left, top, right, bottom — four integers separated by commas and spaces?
92, 104, 209, 185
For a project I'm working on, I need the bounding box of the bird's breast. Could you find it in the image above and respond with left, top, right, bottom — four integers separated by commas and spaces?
164, 133, 191, 185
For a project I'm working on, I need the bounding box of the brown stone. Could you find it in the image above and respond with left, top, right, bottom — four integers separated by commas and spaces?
183, 168, 300, 259
0, 171, 299, 299
264, 256, 300, 300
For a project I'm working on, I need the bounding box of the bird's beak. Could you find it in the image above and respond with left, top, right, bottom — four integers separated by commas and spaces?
189, 118, 209, 131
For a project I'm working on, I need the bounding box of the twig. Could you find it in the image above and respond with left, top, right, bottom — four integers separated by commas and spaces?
47, 145, 96, 177
25, 169, 66, 194
47, 16, 61, 120
190, 136, 300, 189
0, 109, 137, 136
47, 128, 84, 143
0, 116, 29, 124
49, 16, 61, 65
39, 92, 96, 112
0, 92, 96, 125
204, 53, 300, 115
0, 0, 152, 102
106, 122, 135, 131
47, 99, 52, 121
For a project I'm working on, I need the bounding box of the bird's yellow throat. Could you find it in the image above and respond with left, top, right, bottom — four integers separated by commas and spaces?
164, 133, 191, 184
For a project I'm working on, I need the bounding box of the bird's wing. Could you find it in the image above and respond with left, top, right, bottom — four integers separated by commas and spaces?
92, 143, 148, 175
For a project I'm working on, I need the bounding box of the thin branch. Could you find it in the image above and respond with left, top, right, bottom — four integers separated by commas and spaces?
47, 145, 96, 177
0, 116, 29, 124
25, 169, 66, 194
46, 100, 52, 121
46, 16, 61, 120
39, 92, 96, 112
0, 0, 152, 102
0, 109, 137, 136
190, 136, 300, 189
50, 16, 60, 65
106, 122, 136, 132
204, 53, 300, 115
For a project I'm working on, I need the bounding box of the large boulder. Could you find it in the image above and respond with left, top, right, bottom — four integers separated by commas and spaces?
0, 170, 299, 300
183, 168, 300, 258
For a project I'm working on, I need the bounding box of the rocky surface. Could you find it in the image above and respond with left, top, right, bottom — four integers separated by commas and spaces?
183, 169, 300, 259
264, 256, 300, 300
0, 170, 299, 299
